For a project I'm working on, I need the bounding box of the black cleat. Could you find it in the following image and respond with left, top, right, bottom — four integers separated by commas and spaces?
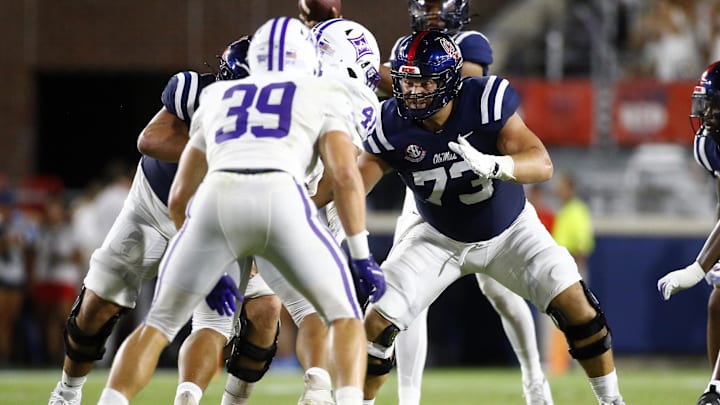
697, 384, 720, 405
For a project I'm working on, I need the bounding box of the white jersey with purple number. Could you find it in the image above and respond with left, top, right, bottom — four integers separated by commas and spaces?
189, 73, 355, 181
305, 78, 379, 196
147, 73, 364, 339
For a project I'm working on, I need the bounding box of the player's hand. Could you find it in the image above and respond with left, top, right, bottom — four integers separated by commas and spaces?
706, 263, 720, 286
657, 261, 706, 301
350, 255, 386, 303
206, 273, 243, 316
448, 137, 515, 181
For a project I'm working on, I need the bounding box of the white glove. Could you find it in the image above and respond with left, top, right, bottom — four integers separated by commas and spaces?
657, 261, 706, 301
448, 137, 515, 181
705, 263, 720, 286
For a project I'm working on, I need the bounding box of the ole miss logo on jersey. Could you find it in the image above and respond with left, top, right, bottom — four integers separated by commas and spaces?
404, 144, 426, 162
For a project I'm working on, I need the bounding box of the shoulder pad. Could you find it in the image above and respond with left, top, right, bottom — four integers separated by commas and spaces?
161, 71, 217, 122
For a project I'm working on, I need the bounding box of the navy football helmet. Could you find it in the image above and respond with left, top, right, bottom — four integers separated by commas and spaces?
408, 0, 470, 33
391, 30, 463, 120
692, 61, 720, 143
217, 36, 251, 81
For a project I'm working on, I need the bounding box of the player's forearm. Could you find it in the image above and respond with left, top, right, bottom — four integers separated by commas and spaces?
137, 109, 189, 162
508, 147, 554, 183
330, 169, 367, 237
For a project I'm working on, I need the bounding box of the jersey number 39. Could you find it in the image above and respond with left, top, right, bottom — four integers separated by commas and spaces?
215, 82, 296, 143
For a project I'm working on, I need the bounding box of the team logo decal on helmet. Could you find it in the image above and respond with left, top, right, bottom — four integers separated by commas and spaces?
313, 18, 382, 91
349, 33, 374, 60
439, 37, 460, 60
404, 144, 427, 163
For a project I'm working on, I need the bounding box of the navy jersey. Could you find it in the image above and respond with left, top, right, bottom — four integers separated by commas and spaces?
140, 71, 216, 205
694, 133, 720, 177
364, 76, 525, 242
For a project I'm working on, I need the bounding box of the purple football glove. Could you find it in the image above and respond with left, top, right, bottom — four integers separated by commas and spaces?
205, 273, 243, 316
350, 255, 386, 303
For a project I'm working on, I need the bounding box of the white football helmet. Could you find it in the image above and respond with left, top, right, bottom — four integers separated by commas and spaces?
312, 18, 381, 91
248, 17, 319, 76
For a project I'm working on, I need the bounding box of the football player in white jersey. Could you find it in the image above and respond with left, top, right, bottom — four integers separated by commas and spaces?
215, 17, 383, 405
96, 17, 385, 405
377, 2, 552, 404
47, 37, 282, 405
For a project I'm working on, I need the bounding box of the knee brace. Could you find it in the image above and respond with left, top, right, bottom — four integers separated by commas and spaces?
226, 307, 280, 383
63, 286, 127, 362
367, 324, 400, 376
547, 281, 612, 360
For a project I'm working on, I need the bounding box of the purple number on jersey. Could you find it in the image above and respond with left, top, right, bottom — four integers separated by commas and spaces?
216, 81, 297, 143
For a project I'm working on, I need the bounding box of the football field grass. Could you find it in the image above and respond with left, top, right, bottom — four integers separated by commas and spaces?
1, 363, 710, 404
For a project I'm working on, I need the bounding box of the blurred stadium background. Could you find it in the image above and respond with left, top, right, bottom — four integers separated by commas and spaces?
0, 0, 717, 398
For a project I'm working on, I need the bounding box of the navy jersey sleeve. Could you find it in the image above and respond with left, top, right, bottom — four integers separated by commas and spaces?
468, 76, 520, 130
452, 30, 493, 66
694, 135, 720, 177
160, 71, 216, 123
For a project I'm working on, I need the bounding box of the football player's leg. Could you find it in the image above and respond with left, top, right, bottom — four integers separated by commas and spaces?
392, 190, 428, 405
259, 257, 333, 405
175, 263, 243, 405
102, 197, 238, 403
265, 192, 368, 403
394, 309, 428, 405
476, 274, 553, 404
364, 223, 461, 402
485, 203, 621, 404
51, 201, 167, 405
221, 270, 282, 405
709, 287, 720, 372
698, 285, 720, 400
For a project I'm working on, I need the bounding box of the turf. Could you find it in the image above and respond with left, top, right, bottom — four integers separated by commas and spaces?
2, 364, 708, 404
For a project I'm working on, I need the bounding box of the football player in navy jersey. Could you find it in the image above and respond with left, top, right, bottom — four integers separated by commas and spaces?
658, 61, 720, 405
48, 37, 283, 405
377, 2, 552, 405
314, 29, 625, 405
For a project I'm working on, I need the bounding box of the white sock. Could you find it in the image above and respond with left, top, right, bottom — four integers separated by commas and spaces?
396, 309, 427, 405
221, 374, 255, 405
589, 369, 621, 402
175, 381, 203, 405
61, 370, 87, 389
335, 386, 363, 405
97, 388, 129, 405
362, 399, 375, 405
